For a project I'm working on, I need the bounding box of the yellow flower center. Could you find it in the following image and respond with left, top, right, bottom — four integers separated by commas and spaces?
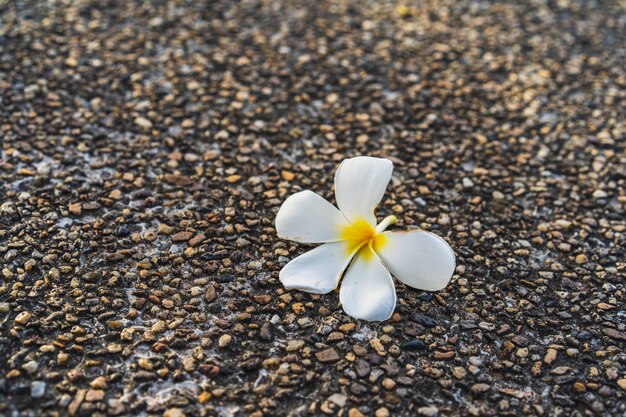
340, 216, 396, 260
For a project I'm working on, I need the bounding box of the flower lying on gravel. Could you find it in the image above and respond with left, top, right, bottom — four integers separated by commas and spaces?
275, 156, 456, 321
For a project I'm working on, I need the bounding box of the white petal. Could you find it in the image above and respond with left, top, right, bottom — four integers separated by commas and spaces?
275, 190, 350, 243
280, 241, 357, 294
339, 247, 396, 321
334, 157, 393, 228
375, 230, 455, 291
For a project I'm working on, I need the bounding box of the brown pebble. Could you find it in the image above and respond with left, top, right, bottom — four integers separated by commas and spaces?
157, 224, 173, 234
471, 383, 491, 393
134, 117, 152, 129
349, 408, 366, 417
68, 389, 86, 416
218, 334, 232, 348
89, 376, 106, 389
108, 189, 122, 200
381, 378, 396, 390
375, 407, 390, 417
171, 231, 193, 242
286, 340, 305, 352
68, 203, 82, 216
315, 348, 340, 363
15, 311, 32, 325
544, 348, 557, 364
205, 287, 216, 303
188, 233, 205, 247
85, 389, 105, 402
433, 351, 455, 360
163, 408, 185, 417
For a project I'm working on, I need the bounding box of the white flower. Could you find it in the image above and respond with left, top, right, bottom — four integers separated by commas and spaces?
275, 156, 456, 321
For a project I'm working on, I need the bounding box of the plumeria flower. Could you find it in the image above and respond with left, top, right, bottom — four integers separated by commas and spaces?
275, 156, 456, 321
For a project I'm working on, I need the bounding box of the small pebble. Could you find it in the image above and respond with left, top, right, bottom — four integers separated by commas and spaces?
30, 381, 46, 398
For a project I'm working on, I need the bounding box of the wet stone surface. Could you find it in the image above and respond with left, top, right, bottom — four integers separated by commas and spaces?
0, 0, 625, 416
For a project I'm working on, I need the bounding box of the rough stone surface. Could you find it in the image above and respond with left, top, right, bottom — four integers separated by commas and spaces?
0, 1, 624, 416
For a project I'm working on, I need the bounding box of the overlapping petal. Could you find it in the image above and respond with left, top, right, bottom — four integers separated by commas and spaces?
279, 241, 357, 294
275, 190, 350, 243
334, 157, 393, 228
375, 230, 455, 291
339, 246, 396, 321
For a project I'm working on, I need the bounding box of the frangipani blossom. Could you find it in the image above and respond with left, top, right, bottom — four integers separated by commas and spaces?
275, 156, 455, 321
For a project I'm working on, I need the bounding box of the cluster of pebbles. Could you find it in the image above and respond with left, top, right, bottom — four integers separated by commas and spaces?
0, 0, 625, 416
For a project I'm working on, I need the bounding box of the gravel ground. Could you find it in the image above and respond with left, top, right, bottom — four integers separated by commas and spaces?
1, 0, 625, 416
